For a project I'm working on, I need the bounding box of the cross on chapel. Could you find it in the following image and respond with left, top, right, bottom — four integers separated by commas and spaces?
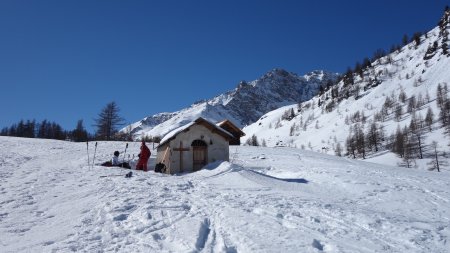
173, 141, 190, 173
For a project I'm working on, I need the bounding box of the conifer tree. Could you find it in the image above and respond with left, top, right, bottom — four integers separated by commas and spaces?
9, 124, 17, 136
425, 107, 434, 131
441, 100, 450, 132
394, 104, 403, 121
392, 126, 405, 157
408, 114, 425, 159
290, 123, 296, 136
412, 32, 422, 48
335, 143, 342, 157
343, 68, 354, 87
345, 131, 357, 159
399, 90, 407, 103
403, 139, 415, 168
17, 120, 25, 137
362, 57, 371, 69
428, 141, 441, 172
407, 95, 416, 113
366, 122, 383, 152
37, 120, 48, 139
353, 124, 366, 159
94, 102, 125, 141
246, 134, 259, 146
23, 120, 36, 138
436, 83, 446, 109
402, 34, 409, 46
72, 120, 88, 142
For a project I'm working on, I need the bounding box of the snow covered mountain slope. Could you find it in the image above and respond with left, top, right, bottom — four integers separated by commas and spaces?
124, 69, 338, 140
1, 136, 450, 252
243, 9, 450, 169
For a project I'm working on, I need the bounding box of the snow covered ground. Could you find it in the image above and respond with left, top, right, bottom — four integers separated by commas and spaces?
1, 136, 449, 252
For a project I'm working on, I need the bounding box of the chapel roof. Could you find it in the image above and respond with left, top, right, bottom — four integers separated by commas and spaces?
216, 119, 246, 137
158, 117, 234, 147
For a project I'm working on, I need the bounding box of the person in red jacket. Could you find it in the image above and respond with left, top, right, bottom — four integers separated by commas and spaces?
136, 141, 151, 171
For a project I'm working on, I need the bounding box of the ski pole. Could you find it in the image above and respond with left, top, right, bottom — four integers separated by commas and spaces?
99, 174, 123, 178
86, 141, 90, 168
92, 142, 98, 169
100, 171, 132, 178
122, 143, 129, 163
127, 154, 135, 169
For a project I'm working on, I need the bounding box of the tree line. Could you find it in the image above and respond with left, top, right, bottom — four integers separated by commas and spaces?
0, 119, 91, 141
1, 101, 136, 142
1, 119, 67, 140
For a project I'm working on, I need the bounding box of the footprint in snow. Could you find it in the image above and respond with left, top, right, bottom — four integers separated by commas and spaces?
195, 218, 211, 251
152, 233, 165, 241
310, 217, 321, 223
113, 213, 128, 221
24, 180, 37, 185
43, 241, 55, 246
134, 227, 145, 233
225, 246, 238, 253
9, 227, 31, 234
312, 239, 324, 251
0, 199, 15, 205
89, 235, 102, 241
0, 212, 8, 221
177, 182, 194, 190
114, 204, 136, 212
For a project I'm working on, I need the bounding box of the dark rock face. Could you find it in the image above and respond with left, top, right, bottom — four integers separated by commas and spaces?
224, 69, 339, 125
126, 69, 339, 135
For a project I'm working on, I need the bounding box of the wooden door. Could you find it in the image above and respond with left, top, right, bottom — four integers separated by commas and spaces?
192, 140, 207, 171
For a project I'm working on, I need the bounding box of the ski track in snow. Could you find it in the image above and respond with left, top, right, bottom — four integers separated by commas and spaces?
1, 137, 450, 252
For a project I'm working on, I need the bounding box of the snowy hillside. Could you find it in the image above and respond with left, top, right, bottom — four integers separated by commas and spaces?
1, 136, 450, 252
243, 10, 450, 169
124, 69, 338, 140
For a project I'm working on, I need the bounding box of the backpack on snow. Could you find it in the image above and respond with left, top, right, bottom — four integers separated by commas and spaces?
154, 162, 167, 173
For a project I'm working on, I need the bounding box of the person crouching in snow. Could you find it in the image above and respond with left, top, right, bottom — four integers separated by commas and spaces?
136, 141, 150, 171
111, 151, 120, 166
101, 151, 131, 169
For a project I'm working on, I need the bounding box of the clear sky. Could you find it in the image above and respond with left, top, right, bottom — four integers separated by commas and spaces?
1, 0, 448, 133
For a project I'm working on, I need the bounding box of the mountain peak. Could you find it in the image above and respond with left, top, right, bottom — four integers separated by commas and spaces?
303, 70, 338, 82
269, 68, 291, 76
259, 68, 296, 82
124, 68, 339, 138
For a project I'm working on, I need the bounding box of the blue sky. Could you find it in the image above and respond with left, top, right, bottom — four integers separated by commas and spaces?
1, 0, 448, 133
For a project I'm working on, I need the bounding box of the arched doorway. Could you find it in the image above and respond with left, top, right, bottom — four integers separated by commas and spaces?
191, 140, 207, 171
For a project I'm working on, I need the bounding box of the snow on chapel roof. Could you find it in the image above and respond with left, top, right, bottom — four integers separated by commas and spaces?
216, 119, 245, 136
158, 117, 233, 147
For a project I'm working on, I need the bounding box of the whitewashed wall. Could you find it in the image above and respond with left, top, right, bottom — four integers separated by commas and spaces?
156, 124, 229, 174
